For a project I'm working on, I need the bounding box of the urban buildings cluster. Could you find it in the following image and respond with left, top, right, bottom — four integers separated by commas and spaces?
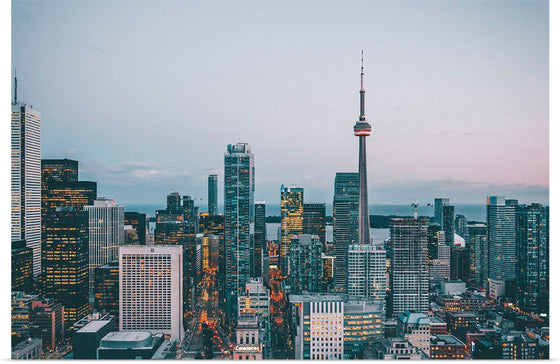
11, 62, 549, 360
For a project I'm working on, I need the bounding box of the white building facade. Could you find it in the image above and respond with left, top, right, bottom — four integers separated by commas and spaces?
12, 103, 41, 276
347, 244, 386, 301
119, 245, 184, 342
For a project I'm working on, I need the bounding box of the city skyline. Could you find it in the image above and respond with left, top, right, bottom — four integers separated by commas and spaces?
11, 1, 548, 205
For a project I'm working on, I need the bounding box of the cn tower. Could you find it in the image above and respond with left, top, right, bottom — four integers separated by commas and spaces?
354, 51, 372, 245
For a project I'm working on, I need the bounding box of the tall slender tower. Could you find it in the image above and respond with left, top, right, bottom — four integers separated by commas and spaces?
354, 51, 372, 245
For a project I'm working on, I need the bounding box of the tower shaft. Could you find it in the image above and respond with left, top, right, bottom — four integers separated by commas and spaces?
358, 135, 370, 245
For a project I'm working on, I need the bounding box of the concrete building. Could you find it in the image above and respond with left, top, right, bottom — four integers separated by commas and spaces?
29, 298, 65, 351
254, 202, 267, 278
93, 261, 119, 320
119, 245, 184, 341
11, 292, 39, 339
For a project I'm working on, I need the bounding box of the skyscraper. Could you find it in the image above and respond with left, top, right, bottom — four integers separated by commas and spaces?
486, 196, 516, 296
119, 245, 184, 342
333, 172, 359, 291
302, 203, 326, 245
40, 208, 89, 327
443, 205, 455, 246
254, 202, 267, 278
516, 203, 549, 315
353, 51, 372, 247
84, 198, 124, 301
455, 214, 468, 238
208, 174, 218, 215
434, 198, 450, 228
388, 218, 429, 317
224, 143, 255, 321
346, 244, 386, 302
280, 185, 304, 274
466, 223, 487, 289
12, 81, 41, 276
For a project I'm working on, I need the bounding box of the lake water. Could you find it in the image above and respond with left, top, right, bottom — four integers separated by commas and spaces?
126, 203, 487, 223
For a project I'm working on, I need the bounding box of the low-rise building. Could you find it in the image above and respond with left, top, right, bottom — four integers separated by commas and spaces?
72, 315, 116, 359
429, 334, 466, 359
11, 338, 42, 360
397, 311, 447, 354
97, 331, 165, 359
233, 314, 263, 360
365, 338, 423, 359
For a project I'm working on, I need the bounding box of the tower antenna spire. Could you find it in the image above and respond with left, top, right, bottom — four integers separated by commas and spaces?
359, 50, 366, 121
13, 68, 18, 105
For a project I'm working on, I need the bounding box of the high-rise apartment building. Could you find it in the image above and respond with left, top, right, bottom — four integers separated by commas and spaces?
12, 94, 41, 276
333, 172, 359, 291
516, 203, 549, 315
289, 234, 323, 294
486, 196, 516, 294
208, 174, 218, 215
84, 198, 124, 300
254, 202, 267, 278
224, 143, 255, 321
280, 185, 304, 274
347, 244, 386, 302
40, 208, 89, 327
388, 218, 429, 317
429, 232, 450, 281
119, 245, 184, 342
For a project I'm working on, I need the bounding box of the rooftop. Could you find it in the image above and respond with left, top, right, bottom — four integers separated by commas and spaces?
430, 335, 465, 346
77, 320, 113, 333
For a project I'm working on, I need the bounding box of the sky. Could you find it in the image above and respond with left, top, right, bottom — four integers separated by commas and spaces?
11, 0, 549, 207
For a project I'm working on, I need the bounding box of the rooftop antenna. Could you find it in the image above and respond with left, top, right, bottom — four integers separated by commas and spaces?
13, 68, 18, 105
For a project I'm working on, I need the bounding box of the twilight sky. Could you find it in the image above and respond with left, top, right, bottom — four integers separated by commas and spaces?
12, 0, 549, 208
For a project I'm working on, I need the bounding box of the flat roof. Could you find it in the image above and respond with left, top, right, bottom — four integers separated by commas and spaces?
431, 335, 465, 346
77, 320, 112, 333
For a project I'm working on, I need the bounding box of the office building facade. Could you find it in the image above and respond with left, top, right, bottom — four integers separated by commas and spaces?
208, 174, 218, 215
12, 101, 41, 276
